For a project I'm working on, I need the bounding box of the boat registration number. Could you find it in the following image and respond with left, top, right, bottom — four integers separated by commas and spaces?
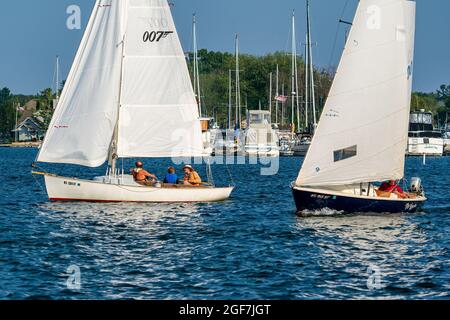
311, 194, 332, 200
64, 181, 81, 187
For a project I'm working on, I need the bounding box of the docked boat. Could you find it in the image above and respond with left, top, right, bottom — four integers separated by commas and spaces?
407, 110, 444, 156
292, 0, 426, 214
292, 133, 312, 157
243, 110, 280, 157
33, 0, 233, 203
444, 130, 450, 155
199, 117, 214, 156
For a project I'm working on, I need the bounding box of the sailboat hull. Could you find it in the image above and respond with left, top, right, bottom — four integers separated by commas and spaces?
292, 186, 426, 214
43, 174, 234, 203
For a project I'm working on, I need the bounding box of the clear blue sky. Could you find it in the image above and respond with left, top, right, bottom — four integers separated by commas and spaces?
0, 0, 448, 95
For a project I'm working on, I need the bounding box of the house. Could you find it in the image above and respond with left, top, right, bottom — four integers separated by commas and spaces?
11, 100, 46, 142
12, 117, 46, 142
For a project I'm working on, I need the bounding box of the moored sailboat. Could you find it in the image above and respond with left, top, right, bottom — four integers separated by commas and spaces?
33, 0, 233, 203
291, 0, 426, 214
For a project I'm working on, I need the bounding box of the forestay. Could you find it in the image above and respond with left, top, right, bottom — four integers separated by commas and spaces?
296, 0, 416, 187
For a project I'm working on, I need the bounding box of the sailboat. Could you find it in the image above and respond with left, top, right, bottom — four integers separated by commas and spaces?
33, 0, 234, 203
291, 0, 426, 214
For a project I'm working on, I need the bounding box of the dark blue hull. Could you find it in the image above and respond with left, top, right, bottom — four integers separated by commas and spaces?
292, 187, 425, 214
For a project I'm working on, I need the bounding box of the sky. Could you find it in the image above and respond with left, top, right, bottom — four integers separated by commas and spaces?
0, 0, 449, 95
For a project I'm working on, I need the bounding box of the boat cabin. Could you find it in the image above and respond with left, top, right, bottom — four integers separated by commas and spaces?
247, 110, 271, 128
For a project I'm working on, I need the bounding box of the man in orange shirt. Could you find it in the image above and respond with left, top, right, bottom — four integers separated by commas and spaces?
131, 161, 157, 186
183, 165, 202, 186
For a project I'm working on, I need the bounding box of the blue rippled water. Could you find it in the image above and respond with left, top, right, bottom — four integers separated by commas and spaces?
0, 148, 448, 300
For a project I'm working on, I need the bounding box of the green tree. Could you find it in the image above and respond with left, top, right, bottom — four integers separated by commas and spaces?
0, 87, 15, 141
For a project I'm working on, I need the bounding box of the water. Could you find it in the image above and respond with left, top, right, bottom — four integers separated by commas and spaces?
0, 148, 448, 300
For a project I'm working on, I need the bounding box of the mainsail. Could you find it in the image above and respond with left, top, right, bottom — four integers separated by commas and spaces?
296, 0, 416, 187
117, 0, 203, 158
38, 0, 204, 167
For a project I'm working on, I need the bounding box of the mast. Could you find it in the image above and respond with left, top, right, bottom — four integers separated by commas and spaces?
291, 10, 296, 132
304, 14, 310, 130
228, 69, 232, 130
269, 72, 273, 121
192, 13, 202, 117
14, 102, 18, 143
281, 84, 285, 126
276, 64, 279, 124
294, 39, 300, 132
55, 55, 60, 109
109, 35, 126, 175
235, 34, 241, 129
307, 0, 317, 128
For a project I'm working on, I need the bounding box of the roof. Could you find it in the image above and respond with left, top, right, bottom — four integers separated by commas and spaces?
17, 100, 39, 123
12, 117, 45, 133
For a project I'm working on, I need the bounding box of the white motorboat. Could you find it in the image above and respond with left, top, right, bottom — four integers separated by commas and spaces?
243, 110, 280, 157
407, 110, 444, 156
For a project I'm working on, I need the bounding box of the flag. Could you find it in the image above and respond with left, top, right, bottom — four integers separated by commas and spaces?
275, 95, 287, 103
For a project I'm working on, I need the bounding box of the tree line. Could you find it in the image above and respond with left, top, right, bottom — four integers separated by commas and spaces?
0, 50, 449, 141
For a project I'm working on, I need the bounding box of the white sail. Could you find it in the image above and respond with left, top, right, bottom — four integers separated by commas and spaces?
117, 0, 204, 158
38, 0, 204, 167
296, 0, 416, 187
38, 0, 125, 167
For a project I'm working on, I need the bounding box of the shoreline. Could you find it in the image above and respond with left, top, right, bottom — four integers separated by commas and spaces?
0, 142, 41, 148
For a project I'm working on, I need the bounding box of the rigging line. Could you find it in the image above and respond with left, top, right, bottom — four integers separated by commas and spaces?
32, 172, 48, 195
225, 162, 235, 187
327, 0, 351, 71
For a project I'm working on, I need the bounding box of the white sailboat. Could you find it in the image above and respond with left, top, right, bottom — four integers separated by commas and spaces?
292, 0, 426, 214
33, 0, 233, 203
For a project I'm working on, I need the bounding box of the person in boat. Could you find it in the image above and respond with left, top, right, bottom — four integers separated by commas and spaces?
131, 161, 157, 186
378, 180, 411, 199
183, 165, 202, 186
163, 166, 179, 185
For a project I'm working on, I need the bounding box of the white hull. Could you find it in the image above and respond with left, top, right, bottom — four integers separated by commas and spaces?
292, 144, 310, 157
244, 145, 280, 157
444, 138, 450, 155
407, 137, 444, 156
42, 174, 233, 203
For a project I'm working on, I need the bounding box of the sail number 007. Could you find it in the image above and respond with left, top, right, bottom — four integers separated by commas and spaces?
143, 31, 173, 43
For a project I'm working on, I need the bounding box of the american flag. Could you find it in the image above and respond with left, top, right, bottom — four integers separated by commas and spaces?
275, 95, 287, 103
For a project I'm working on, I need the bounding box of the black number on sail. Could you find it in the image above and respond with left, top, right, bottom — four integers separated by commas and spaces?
143, 31, 173, 43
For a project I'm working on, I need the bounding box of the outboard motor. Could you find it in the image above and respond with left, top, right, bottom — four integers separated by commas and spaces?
409, 177, 422, 194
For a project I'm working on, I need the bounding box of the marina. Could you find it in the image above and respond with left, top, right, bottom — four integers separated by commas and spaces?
0, 0, 449, 304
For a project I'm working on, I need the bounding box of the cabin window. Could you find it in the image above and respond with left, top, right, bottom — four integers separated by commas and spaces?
334, 145, 357, 162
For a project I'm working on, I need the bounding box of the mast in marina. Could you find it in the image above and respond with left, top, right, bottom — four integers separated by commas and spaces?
235, 34, 241, 130
192, 14, 202, 117
305, 0, 317, 131
291, 10, 301, 132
